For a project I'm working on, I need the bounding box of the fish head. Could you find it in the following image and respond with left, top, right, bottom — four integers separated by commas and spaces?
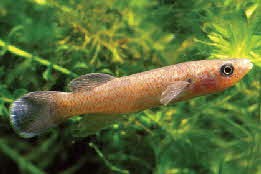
187, 58, 253, 96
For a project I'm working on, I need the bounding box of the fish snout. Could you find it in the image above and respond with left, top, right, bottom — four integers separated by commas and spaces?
241, 58, 253, 71
234, 58, 253, 75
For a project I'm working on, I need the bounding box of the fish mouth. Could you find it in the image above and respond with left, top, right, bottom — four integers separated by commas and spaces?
248, 62, 253, 70
238, 58, 253, 73
242, 59, 253, 70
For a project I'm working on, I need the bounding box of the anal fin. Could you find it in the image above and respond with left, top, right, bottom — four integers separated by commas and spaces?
71, 114, 123, 137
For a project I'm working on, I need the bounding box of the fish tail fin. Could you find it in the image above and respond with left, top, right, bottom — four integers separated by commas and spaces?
10, 91, 62, 138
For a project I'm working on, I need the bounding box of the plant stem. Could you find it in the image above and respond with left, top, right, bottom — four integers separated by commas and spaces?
0, 140, 46, 174
0, 39, 78, 77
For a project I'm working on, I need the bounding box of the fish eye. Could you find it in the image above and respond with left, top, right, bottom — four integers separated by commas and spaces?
220, 64, 234, 76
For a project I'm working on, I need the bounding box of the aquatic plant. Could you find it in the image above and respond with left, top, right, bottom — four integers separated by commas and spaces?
0, 0, 260, 173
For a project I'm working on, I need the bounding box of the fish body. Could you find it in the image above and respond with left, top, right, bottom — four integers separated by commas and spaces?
10, 59, 253, 138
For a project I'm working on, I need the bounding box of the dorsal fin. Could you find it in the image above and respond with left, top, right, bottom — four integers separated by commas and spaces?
68, 73, 115, 92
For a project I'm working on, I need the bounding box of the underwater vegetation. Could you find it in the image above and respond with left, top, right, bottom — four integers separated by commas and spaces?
0, 0, 260, 174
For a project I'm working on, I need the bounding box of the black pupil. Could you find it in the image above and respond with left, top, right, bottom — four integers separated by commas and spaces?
224, 66, 232, 74
220, 64, 234, 76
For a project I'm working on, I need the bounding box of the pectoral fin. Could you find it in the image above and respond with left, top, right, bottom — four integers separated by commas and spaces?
160, 81, 190, 105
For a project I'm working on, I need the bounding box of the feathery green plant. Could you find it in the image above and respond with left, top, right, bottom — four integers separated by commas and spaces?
0, 0, 260, 174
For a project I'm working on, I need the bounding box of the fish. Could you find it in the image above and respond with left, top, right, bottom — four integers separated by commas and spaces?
10, 58, 253, 138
